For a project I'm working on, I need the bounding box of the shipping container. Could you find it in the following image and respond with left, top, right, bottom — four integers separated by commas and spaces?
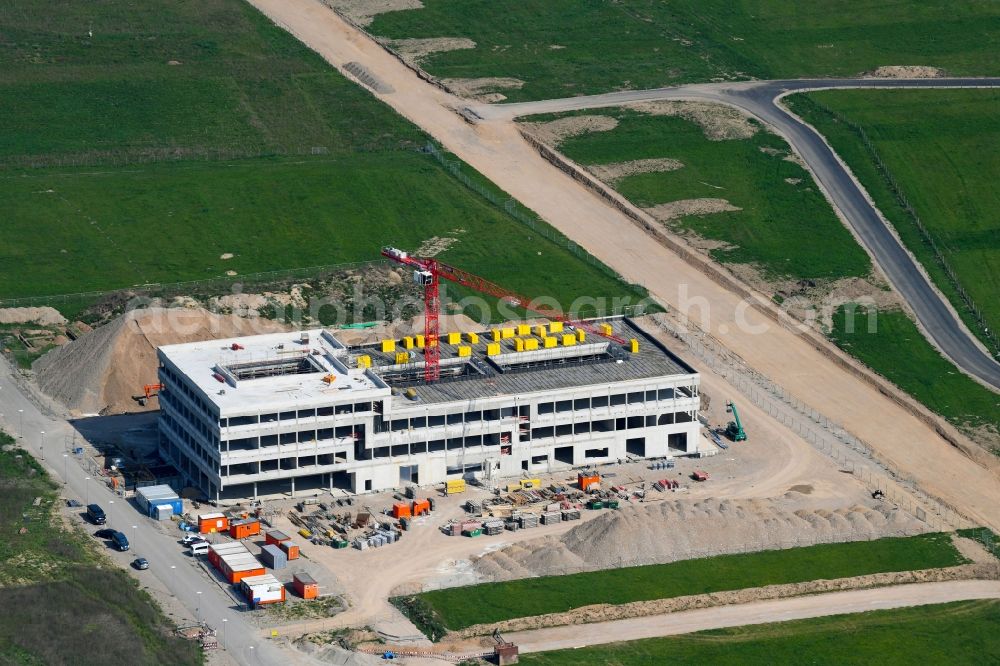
391, 503, 411, 519
229, 519, 261, 540
259, 544, 287, 569
209, 542, 265, 583
279, 541, 300, 560
198, 512, 229, 534
293, 573, 318, 599
578, 472, 600, 492
265, 529, 290, 546
136, 484, 182, 519
411, 499, 430, 516
241, 573, 285, 606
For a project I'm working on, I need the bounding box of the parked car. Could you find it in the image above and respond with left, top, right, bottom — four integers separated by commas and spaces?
94, 528, 116, 540
87, 504, 107, 525
111, 530, 130, 552
189, 541, 210, 556
132, 557, 149, 570
181, 534, 206, 546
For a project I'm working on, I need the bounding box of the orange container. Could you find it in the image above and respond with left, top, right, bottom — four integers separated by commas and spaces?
391, 503, 412, 519
293, 572, 318, 599
198, 512, 229, 534
578, 472, 600, 491
265, 529, 290, 546
280, 541, 300, 560
229, 519, 261, 540
411, 499, 431, 517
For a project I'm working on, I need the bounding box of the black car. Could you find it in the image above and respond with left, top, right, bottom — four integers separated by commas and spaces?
94, 528, 116, 540
111, 530, 130, 552
87, 504, 107, 525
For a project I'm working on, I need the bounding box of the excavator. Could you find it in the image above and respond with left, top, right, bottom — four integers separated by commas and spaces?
724, 400, 747, 441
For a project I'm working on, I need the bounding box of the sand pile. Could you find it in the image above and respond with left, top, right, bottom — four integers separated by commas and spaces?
33, 308, 288, 415
0, 307, 67, 326
473, 494, 928, 581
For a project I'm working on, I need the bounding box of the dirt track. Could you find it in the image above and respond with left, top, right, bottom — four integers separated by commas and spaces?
502, 579, 1000, 653
245, 0, 999, 532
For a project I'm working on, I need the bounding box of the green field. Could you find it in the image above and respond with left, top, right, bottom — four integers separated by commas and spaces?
1, 0, 644, 315
525, 108, 870, 281
398, 533, 964, 634
0, 430, 200, 664
519, 600, 1000, 665
830, 305, 1000, 437
787, 90, 1000, 352
368, 0, 1000, 101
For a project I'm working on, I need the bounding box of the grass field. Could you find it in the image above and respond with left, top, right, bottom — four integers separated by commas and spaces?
0, 430, 200, 664
1, 0, 646, 315
787, 90, 1000, 352
830, 305, 1000, 437
525, 108, 870, 281
368, 0, 1000, 101
518, 599, 1000, 665
400, 533, 964, 633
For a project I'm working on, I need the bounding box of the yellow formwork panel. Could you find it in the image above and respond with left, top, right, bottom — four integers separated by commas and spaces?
562, 333, 577, 346
520, 478, 542, 489
550, 321, 564, 333
501, 327, 515, 339
534, 325, 547, 337
524, 338, 539, 351
514, 338, 525, 352
457, 345, 472, 357
381, 339, 396, 353
395, 352, 410, 365
467, 332, 480, 344
487, 342, 501, 355
544, 337, 557, 348
491, 329, 501, 342
356, 355, 371, 369
517, 324, 530, 336
577, 329, 586, 342
447, 332, 461, 345
402, 336, 414, 350
600, 322, 614, 336
630, 338, 640, 353
415, 334, 425, 348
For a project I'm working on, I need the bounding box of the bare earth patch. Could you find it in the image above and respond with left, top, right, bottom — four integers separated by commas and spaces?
321, 0, 423, 27
864, 65, 945, 79
587, 157, 684, 183
442, 77, 524, 103
385, 37, 475, 68
416, 235, 458, 257
784, 177, 802, 185
0, 307, 66, 326
629, 101, 759, 140
521, 115, 619, 146
645, 198, 741, 222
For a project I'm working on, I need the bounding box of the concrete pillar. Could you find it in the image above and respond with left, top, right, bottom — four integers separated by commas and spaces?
253, 481, 258, 500
290, 475, 295, 499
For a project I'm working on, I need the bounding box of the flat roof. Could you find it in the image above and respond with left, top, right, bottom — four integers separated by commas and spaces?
159, 317, 695, 413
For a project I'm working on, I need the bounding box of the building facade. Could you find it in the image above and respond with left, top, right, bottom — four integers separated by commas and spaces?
157, 318, 701, 502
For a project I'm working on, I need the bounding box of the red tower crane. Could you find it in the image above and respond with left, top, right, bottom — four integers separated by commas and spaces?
381, 246, 626, 383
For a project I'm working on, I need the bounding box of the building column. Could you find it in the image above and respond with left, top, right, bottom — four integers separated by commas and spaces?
253, 481, 258, 500
290, 475, 296, 499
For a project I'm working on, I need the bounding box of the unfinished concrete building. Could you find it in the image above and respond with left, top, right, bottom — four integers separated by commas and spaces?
156, 317, 701, 501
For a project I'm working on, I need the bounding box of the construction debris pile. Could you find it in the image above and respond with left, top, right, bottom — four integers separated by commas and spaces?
286, 493, 437, 551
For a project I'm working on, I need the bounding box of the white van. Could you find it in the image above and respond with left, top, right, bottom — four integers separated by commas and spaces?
189, 541, 210, 556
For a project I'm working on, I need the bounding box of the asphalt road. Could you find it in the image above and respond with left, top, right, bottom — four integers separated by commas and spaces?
0, 358, 297, 666
478, 78, 1000, 390
506, 579, 1000, 653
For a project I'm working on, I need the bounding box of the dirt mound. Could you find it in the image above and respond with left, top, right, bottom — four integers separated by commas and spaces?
645, 198, 741, 221
587, 158, 683, 183
33, 308, 288, 415
629, 101, 759, 140
322, 0, 423, 27
386, 37, 475, 68
0, 307, 66, 326
521, 115, 619, 147
443, 77, 525, 103
864, 66, 944, 79
474, 497, 928, 580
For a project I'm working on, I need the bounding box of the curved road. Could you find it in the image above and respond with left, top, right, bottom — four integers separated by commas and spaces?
477, 78, 1000, 390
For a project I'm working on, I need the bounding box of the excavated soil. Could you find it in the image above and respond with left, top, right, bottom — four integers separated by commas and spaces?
587, 157, 684, 183
644, 198, 741, 222
0, 307, 67, 326
521, 115, 619, 147
322, 0, 423, 26
864, 66, 944, 79
473, 495, 928, 581
385, 37, 475, 68
33, 308, 288, 415
629, 101, 759, 140
442, 77, 525, 103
